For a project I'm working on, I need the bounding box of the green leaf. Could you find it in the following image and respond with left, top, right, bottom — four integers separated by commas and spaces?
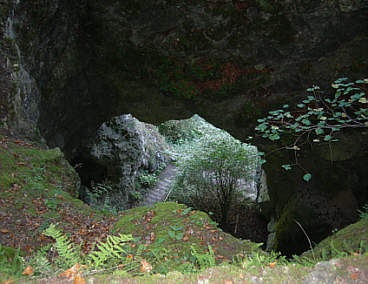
315, 128, 324, 135
297, 104, 305, 108
284, 112, 293, 118
256, 123, 268, 132
324, 135, 332, 141
176, 232, 184, 240
281, 164, 292, 171
301, 119, 311, 126
269, 134, 280, 141
170, 225, 183, 231
350, 93, 363, 101
303, 173, 312, 182
168, 231, 176, 239
283, 104, 289, 108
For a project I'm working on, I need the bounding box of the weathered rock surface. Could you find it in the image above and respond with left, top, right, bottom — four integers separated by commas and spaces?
262, 129, 368, 255
77, 114, 169, 210
1, 0, 366, 154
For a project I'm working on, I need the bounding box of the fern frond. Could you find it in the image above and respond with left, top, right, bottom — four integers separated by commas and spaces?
86, 233, 133, 270
43, 224, 81, 268
43, 224, 135, 271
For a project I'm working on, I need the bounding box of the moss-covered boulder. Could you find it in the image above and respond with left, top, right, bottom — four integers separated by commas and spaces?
302, 218, 368, 260
113, 202, 265, 274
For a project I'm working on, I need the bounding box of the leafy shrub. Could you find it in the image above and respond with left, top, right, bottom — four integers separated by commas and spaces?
358, 204, 368, 220
158, 118, 203, 144
137, 173, 157, 188
82, 182, 119, 214
171, 132, 259, 224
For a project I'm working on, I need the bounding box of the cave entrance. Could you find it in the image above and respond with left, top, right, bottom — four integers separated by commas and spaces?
70, 113, 269, 247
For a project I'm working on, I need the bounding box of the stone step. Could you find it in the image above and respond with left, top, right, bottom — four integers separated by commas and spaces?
139, 163, 177, 207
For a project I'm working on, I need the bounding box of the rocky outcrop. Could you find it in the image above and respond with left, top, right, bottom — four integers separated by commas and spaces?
1, 0, 366, 155
262, 129, 368, 255
76, 114, 170, 210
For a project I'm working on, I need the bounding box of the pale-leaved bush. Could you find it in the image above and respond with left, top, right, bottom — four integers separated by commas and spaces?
171, 131, 259, 224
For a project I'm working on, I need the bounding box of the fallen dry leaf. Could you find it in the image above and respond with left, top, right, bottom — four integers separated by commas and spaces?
73, 274, 85, 284
2, 280, 15, 284
59, 263, 80, 279
350, 273, 359, 280
269, 262, 276, 268
0, 229, 9, 233
139, 259, 152, 273
150, 231, 155, 242
21, 266, 33, 275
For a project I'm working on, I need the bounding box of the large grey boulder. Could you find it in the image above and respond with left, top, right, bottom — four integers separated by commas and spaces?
80, 114, 170, 210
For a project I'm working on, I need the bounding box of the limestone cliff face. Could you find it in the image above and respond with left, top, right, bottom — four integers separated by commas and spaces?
1, 0, 367, 254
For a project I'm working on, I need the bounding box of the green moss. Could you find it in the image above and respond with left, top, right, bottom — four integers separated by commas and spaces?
0, 135, 110, 254
303, 219, 368, 259
113, 202, 264, 273
0, 245, 25, 261
0, 139, 78, 197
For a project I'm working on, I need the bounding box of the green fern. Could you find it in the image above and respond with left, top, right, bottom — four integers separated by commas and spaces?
43, 224, 81, 269
26, 244, 52, 276
42, 224, 136, 272
190, 245, 215, 269
86, 233, 133, 270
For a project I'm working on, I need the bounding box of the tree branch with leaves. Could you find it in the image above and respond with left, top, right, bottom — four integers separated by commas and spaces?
255, 78, 368, 181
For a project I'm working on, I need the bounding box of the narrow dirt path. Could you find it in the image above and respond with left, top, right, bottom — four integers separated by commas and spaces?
139, 163, 177, 207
